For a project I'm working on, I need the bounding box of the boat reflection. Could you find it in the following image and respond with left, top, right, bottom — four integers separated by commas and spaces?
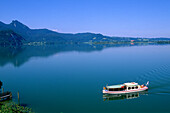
0, 81, 2, 89
103, 91, 148, 101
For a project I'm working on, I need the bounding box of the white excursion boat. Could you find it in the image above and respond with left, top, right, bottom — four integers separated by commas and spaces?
103, 81, 149, 94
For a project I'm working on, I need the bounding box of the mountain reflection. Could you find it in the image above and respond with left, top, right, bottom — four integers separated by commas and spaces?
0, 43, 158, 67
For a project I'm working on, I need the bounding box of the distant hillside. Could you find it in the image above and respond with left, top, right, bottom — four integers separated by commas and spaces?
0, 20, 170, 44
0, 20, 113, 43
0, 30, 25, 46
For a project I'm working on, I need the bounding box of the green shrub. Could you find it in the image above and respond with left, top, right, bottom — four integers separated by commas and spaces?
0, 102, 33, 113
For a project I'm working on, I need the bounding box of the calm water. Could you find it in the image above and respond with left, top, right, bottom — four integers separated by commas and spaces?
1, 44, 170, 113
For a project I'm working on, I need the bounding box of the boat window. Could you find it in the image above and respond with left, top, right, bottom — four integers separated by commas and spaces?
128, 87, 131, 90
109, 88, 114, 91
114, 88, 118, 91
135, 86, 138, 89
120, 88, 124, 91
132, 87, 134, 89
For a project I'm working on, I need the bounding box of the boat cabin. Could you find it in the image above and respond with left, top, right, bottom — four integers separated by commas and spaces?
106, 82, 139, 91
124, 82, 139, 90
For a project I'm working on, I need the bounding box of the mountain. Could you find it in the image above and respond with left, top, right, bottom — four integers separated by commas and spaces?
0, 20, 170, 44
0, 20, 64, 42
0, 20, 142, 43
0, 20, 112, 43
0, 30, 25, 46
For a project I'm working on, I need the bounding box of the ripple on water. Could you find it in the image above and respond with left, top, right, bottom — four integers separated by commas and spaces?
136, 64, 170, 95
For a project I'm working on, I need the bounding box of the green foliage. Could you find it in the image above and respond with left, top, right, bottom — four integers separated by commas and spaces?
0, 102, 33, 113
157, 41, 170, 44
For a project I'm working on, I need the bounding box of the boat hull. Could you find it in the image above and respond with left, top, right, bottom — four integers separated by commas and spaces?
103, 87, 148, 94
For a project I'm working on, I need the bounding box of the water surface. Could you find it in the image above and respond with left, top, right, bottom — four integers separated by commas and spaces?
1, 44, 170, 113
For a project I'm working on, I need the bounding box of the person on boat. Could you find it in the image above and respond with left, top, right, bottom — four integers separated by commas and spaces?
141, 84, 144, 88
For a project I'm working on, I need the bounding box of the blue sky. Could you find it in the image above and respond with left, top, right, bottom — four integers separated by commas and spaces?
1, 0, 170, 37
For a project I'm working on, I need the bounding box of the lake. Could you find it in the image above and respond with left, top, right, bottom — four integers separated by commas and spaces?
1, 44, 170, 113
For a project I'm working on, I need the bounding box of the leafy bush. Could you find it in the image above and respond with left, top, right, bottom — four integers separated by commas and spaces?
0, 102, 33, 113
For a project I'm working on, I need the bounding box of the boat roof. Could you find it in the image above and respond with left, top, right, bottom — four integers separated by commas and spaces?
106, 82, 139, 88
106, 84, 124, 89
124, 82, 138, 86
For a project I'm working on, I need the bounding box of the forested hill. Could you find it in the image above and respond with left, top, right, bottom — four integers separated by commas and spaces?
0, 30, 25, 46
0, 20, 170, 44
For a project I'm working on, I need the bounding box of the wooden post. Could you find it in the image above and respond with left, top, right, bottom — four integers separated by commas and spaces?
10, 92, 12, 98
2, 88, 4, 93
17, 91, 20, 105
